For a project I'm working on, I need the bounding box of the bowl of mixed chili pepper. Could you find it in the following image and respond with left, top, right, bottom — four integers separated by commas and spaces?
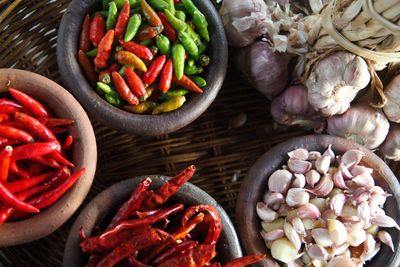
64, 165, 266, 266
57, 0, 227, 136
0, 69, 97, 246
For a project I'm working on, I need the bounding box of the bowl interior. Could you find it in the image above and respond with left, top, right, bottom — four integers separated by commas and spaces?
57, 0, 228, 136
64, 175, 242, 266
236, 135, 400, 267
0, 68, 97, 246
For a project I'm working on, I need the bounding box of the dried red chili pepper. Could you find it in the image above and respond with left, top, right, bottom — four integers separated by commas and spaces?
158, 244, 216, 267
14, 112, 57, 142
62, 135, 73, 151
9, 88, 50, 118
139, 0, 162, 27
115, 1, 130, 37
78, 50, 98, 84
222, 255, 266, 267
94, 29, 114, 69
208, 263, 222, 267
11, 141, 60, 161
80, 14, 92, 52
119, 40, 154, 61
127, 256, 150, 267
143, 55, 166, 85
153, 240, 198, 264
37, 118, 74, 127
159, 58, 173, 93
89, 12, 106, 47
172, 74, 203, 94
99, 63, 119, 84
0, 146, 12, 183
172, 212, 204, 240
0, 99, 23, 114
0, 113, 10, 123
125, 68, 147, 97
135, 208, 160, 218
158, 12, 177, 41
0, 181, 39, 213
7, 172, 53, 193
142, 165, 196, 209
111, 71, 140, 105
136, 25, 163, 41
0, 125, 34, 143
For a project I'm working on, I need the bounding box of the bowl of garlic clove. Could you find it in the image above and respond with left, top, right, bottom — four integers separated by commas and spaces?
236, 135, 400, 267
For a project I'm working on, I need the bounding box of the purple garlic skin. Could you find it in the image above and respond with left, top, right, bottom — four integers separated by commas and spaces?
380, 123, 400, 161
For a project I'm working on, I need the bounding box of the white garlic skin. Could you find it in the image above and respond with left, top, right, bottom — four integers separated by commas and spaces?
380, 123, 400, 160
306, 51, 370, 117
383, 75, 400, 122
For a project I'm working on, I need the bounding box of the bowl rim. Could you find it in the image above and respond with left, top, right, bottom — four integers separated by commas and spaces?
236, 134, 400, 267
0, 68, 97, 246
63, 175, 242, 266
56, 0, 228, 136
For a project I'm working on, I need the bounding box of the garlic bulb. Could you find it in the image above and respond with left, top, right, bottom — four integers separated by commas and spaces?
383, 75, 400, 122
327, 104, 390, 149
306, 52, 370, 117
380, 123, 400, 160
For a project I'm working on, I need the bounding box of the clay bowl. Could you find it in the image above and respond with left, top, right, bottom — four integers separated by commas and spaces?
236, 135, 400, 267
57, 0, 228, 136
0, 69, 97, 246
64, 175, 242, 266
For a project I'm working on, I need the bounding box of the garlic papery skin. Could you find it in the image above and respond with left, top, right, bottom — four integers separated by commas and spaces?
308, 173, 334, 197
288, 159, 312, 174
286, 188, 310, 207
257, 202, 279, 222
383, 75, 400, 122
306, 51, 370, 117
380, 123, 400, 160
268, 169, 293, 193
370, 213, 400, 230
327, 104, 390, 149
297, 203, 321, 219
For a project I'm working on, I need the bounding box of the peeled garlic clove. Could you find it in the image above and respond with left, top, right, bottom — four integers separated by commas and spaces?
262, 218, 285, 232
315, 155, 331, 174
370, 213, 400, 230
269, 169, 293, 193
331, 243, 349, 256
346, 222, 367, 247
308, 151, 322, 161
309, 197, 327, 213
306, 170, 321, 188
271, 238, 300, 263
261, 229, 285, 241
307, 244, 328, 261
322, 209, 337, 221
352, 173, 375, 189
350, 165, 373, 177
340, 204, 360, 223
288, 148, 309, 161
308, 174, 334, 197
297, 203, 321, 219
302, 219, 315, 230
332, 170, 348, 189
287, 188, 310, 207
329, 193, 346, 216
338, 163, 353, 179
292, 217, 307, 236
292, 173, 306, 188
327, 219, 348, 245
377, 231, 394, 252
357, 201, 370, 227
284, 221, 302, 251
264, 192, 285, 209
341, 149, 364, 168
257, 202, 279, 222
351, 187, 370, 205
311, 228, 333, 247
323, 144, 335, 163
288, 159, 312, 174
326, 256, 356, 267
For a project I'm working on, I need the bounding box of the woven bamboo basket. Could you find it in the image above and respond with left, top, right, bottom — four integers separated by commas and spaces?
0, 0, 399, 266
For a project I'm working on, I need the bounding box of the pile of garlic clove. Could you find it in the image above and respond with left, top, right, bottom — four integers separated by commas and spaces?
257, 145, 399, 266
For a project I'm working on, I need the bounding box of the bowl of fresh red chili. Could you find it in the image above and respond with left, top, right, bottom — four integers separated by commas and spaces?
57, 0, 227, 136
0, 68, 97, 246
64, 165, 266, 266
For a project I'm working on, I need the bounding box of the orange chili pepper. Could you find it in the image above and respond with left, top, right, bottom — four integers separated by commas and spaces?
136, 25, 163, 41
139, 0, 162, 27
115, 51, 147, 72
172, 74, 203, 94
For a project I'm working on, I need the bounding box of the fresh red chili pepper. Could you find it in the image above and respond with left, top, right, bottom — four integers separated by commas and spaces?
158, 12, 177, 41
49, 151, 74, 167
14, 112, 57, 142
37, 118, 74, 127
142, 165, 195, 209
0, 181, 39, 213
0, 99, 23, 114
78, 50, 98, 84
44, 167, 71, 187
80, 14, 92, 52
0, 146, 12, 183
9, 161, 29, 178
6, 172, 53, 193
159, 58, 173, 93
0, 120, 27, 130
111, 71, 139, 105
89, 12, 106, 47
31, 155, 62, 169
48, 127, 68, 134
0, 137, 19, 148
63, 135, 74, 151
25, 162, 48, 177
136, 25, 163, 41
127, 257, 150, 267
119, 40, 154, 61
139, 0, 162, 27
173, 74, 203, 94
143, 55, 166, 85
124, 68, 147, 97
94, 29, 114, 69
158, 244, 216, 267
115, 1, 130, 37
222, 255, 266, 267
172, 212, 204, 240
0, 125, 34, 143
11, 141, 60, 161
153, 240, 198, 264
99, 63, 119, 84
9, 88, 49, 118
0, 113, 10, 123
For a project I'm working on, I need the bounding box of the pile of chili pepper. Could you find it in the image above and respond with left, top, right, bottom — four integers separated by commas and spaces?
80, 165, 265, 266
78, 0, 211, 115
0, 87, 85, 223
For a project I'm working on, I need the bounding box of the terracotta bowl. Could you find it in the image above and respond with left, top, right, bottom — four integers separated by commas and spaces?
57, 0, 228, 136
236, 135, 400, 267
63, 176, 242, 266
0, 69, 97, 246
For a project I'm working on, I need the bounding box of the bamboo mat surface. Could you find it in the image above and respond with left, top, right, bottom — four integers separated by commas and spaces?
0, 0, 399, 266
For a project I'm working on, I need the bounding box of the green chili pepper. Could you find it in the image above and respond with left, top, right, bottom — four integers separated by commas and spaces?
129, 0, 139, 7
152, 96, 186, 114
100, 10, 109, 16
184, 22, 201, 46
148, 0, 169, 10
105, 94, 123, 107
178, 31, 198, 59
190, 76, 206, 87
124, 14, 142, 41
86, 48, 98, 58
175, 3, 184, 11
118, 65, 134, 77
187, 58, 195, 67
181, 0, 198, 16
193, 10, 210, 42
165, 0, 175, 14
106, 2, 118, 30
115, 0, 127, 9
175, 10, 186, 22
166, 88, 189, 98
184, 64, 203, 75
172, 43, 185, 80
96, 87, 105, 96
124, 101, 157, 114
140, 86, 154, 101
198, 54, 210, 67
164, 9, 186, 32
198, 42, 207, 55
97, 82, 121, 99
139, 38, 153, 46
155, 34, 170, 55
102, 0, 112, 10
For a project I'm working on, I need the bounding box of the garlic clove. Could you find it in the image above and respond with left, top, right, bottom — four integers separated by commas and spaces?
351, 187, 370, 205
257, 202, 279, 222
341, 149, 364, 168
340, 204, 360, 223
307, 244, 328, 261
285, 260, 303, 267
329, 193, 346, 216
288, 148, 309, 161
269, 169, 293, 193
292, 173, 306, 188
338, 163, 353, 179
357, 201, 370, 227
308, 151, 322, 161
366, 224, 379, 236
322, 210, 337, 221
377, 231, 394, 252
326, 256, 356, 267
306, 170, 321, 188
370, 185, 386, 195
315, 155, 331, 174
302, 219, 315, 230
361, 234, 380, 262
370, 213, 400, 230
311, 259, 327, 267
332, 170, 348, 189
323, 144, 335, 161
287, 188, 310, 207
278, 203, 292, 217
328, 188, 342, 198
288, 159, 312, 174
297, 203, 321, 219
264, 192, 285, 209
327, 219, 348, 245
311, 228, 333, 247
308, 173, 334, 197
292, 217, 307, 236
350, 165, 373, 177
284, 221, 302, 251
309, 197, 328, 213
261, 229, 285, 241
271, 238, 300, 264
262, 218, 285, 232
331, 243, 349, 256
313, 219, 326, 229
368, 194, 387, 215
346, 222, 367, 247
352, 172, 375, 189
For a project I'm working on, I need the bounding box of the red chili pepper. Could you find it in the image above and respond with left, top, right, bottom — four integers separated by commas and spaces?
89, 12, 106, 47
15, 112, 57, 142
0, 146, 12, 183
0, 120, 27, 130
172, 212, 204, 240
78, 50, 98, 84
143, 55, 166, 85
136, 26, 163, 41
0, 125, 34, 143
11, 141, 60, 161
127, 257, 150, 267
125, 68, 147, 97
222, 255, 266, 267
139, 0, 162, 27
94, 29, 114, 69
142, 165, 196, 209
173, 74, 203, 94
9, 161, 29, 178
48, 127, 68, 134
141, 231, 175, 264
115, 1, 130, 37
119, 40, 154, 61
37, 118, 74, 127
153, 240, 198, 264
99, 63, 119, 83
0, 113, 10, 123
0, 99, 23, 114
0, 137, 19, 148
158, 12, 177, 41
25, 162, 48, 177
49, 151, 74, 167
111, 71, 139, 105
63, 135, 74, 151
158, 244, 216, 267
44, 167, 71, 187
208, 263, 221, 267
135, 207, 160, 218
0, 181, 39, 213
6, 172, 53, 193
31, 155, 62, 169
9, 88, 50, 118
159, 58, 173, 93
80, 14, 92, 52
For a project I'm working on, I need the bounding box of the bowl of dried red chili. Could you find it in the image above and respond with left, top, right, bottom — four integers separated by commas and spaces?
0, 68, 97, 246
57, 0, 227, 136
64, 165, 266, 266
